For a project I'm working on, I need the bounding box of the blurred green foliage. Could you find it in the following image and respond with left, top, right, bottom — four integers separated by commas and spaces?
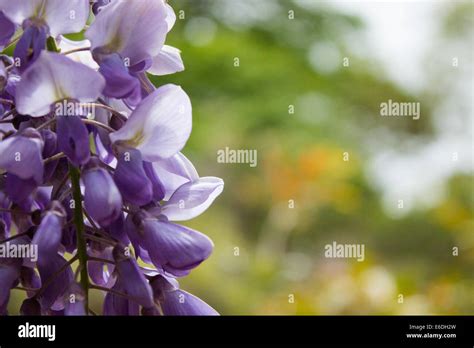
155, 0, 473, 314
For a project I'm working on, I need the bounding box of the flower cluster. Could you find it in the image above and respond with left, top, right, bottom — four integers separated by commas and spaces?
0, 0, 223, 315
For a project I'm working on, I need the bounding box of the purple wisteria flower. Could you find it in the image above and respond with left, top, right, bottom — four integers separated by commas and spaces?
0, 0, 222, 316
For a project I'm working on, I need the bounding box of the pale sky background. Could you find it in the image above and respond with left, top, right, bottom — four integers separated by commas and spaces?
302, 0, 473, 216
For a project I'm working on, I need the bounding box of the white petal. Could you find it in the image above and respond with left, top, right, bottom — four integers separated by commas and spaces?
165, 3, 176, 32
57, 36, 98, 70
0, 0, 89, 36
152, 152, 199, 200
109, 84, 192, 161
16, 51, 105, 116
0, 0, 42, 25
42, 0, 89, 37
148, 45, 184, 76
161, 177, 224, 221
85, 0, 168, 66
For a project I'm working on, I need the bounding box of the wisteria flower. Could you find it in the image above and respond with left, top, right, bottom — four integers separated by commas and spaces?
0, 0, 89, 71
85, 0, 183, 106
0, 0, 223, 316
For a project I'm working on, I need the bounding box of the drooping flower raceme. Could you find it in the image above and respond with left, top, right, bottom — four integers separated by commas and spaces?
0, 0, 222, 316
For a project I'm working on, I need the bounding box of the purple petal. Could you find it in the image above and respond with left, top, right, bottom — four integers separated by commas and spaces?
40, 129, 59, 183
16, 51, 105, 116
13, 22, 48, 72
143, 161, 165, 201
161, 177, 224, 221
109, 84, 192, 162
37, 254, 73, 310
98, 53, 141, 105
107, 212, 129, 245
20, 266, 41, 298
86, 0, 168, 67
88, 245, 113, 286
56, 115, 90, 166
31, 201, 65, 261
149, 45, 184, 76
83, 159, 122, 227
103, 279, 140, 315
0, 129, 44, 183
5, 173, 37, 208
113, 245, 154, 308
32, 186, 53, 211
64, 283, 86, 316
124, 213, 151, 264
0, 11, 15, 48
161, 289, 219, 316
149, 275, 218, 315
113, 147, 153, 206
141, 219, 213, 277
0, 263, 21, 314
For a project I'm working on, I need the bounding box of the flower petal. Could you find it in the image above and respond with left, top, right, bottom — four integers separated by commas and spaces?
148, 45, 184, 76
141, 219, 213, 277
113, 245, 154, 308
113, 147, 153, 206
57, 36, 99, 69
13, 22, 48, 72
0, 129, 44, 183
165, 4, 176, 32
143, 161, 165, 201
0, 263, 21, 314
98, 53, 141, 105
109, 84, 192, 161
56, 115, 91, 166
152, 152, 199, 200
88, 245, 113, 286
161, 177, 224, 221
149, 275, 218, 315
103, 279, 140, 315
0, 0, 88, 36
86, 0, 168, 66
83, 159, 122, 227
37, 253, 73, 310
64, 282, 86, 316
0, 11, 15, 48
0, 0, 42, 26
40, 0, 89, 37
161, 289, 219, 316
5, 174, 37, 208
16, 51, 105, 117
31, 201, 65, 261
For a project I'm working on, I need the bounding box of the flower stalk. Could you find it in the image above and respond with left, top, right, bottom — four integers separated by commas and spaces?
68, 163, 89, 314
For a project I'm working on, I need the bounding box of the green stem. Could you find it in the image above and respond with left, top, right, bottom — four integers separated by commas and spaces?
46, 36, 60, 53
68, 163, 89, 314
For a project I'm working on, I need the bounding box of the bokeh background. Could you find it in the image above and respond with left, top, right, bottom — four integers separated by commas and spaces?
8, 0, 474, 315
155, 0, 474, 315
